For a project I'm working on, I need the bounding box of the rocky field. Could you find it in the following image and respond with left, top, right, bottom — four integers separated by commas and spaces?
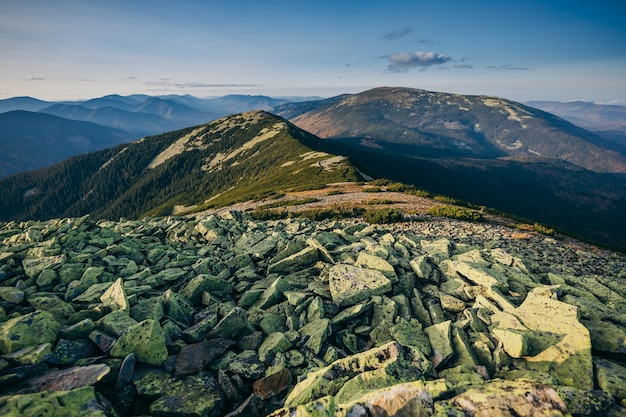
0, 211, 625, 416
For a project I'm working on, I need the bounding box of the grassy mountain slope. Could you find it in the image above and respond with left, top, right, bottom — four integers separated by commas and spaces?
0, 111, 361, 221
0, 111, 132, 178
277, 87, 626, 173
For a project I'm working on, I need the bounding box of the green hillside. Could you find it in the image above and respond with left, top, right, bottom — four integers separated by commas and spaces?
0, 111, 361, 221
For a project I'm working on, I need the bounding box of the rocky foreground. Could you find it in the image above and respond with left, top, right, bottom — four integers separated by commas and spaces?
0, 212, 625, 416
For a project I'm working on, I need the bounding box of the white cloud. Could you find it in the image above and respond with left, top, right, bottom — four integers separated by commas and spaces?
385, 51, 451, 73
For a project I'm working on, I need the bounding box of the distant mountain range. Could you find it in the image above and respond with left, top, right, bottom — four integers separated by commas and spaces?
0, 111, 132, 178
0, 94, 308, 178
525, 100, 626, 149
1, 87, 625, 250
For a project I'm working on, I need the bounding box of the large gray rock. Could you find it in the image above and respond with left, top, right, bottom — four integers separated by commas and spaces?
329, 264, 392, 307
0, 311, 61, 354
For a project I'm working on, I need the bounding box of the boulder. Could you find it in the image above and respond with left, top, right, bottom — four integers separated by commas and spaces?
110, 319, 168, 366
0, 311, 61, 354
134, 368, 224, 417
284, 341, 432, 408
0, 386, 109, 417
424, 320, 454, 368
356, 252, 398, 282
450, 379, 568, 417
594, 358, 626, 401
508, 288, 593, 390
100, 277, 129, 312
329, 264, 392, 307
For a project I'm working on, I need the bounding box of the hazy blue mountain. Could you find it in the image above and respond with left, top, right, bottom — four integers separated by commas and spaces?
525, 100, 626, 150
202, 94, 291, 114
0, 110, 132, 178
132, 97, 218, 125
38, 104, 180, 137
525, 100, 626, 133
0, 96, 52, 113
78, 94, 142, 111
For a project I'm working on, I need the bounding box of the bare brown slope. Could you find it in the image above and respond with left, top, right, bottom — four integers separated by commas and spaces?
279, 87, 626, 173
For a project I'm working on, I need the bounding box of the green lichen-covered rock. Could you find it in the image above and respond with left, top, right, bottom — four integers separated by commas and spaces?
556, 386, 614, 416
0, 311, 61, 354
410, 255, 433, 280
162, 289, 196, 326
207, 306, 249, 338
110, 319, 167, 365
582, 318, 626, 354
131, 296, 164, 322
259, 332, 293, 363
390, 319, 432, 356
3, 343, 52, 365
284, 341, 431, 409
0, 386, 108, 417
272, 380, 448, 417
424, 320, 454, 369
449, 261, 508, 288
134, 368, 223, 417
29, 295, 75, 320
509, 288, 594, 390
329, 264, 392, 307
252, 277, 292, 310
299, 318, 332, 355
61, 318, 95, 340
180, 274, 234, 304
22, 255, 65, 279
96, 309, 138, 337
491, 327, 529, 358
227, 350, 266, 379
268, 246, 319, 275
0, 286, 24, 304
356, 252, 398, 282
449, 379, 569, 417
594, 358, 626, 401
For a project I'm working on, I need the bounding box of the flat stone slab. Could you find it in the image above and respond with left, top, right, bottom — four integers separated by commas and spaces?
329, 264, 392, 307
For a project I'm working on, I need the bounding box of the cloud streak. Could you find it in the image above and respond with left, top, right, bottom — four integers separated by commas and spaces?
487, 65, 532, 71
143, 80, 259, 89
382, 27, 414, 41
384, 51, 451, 73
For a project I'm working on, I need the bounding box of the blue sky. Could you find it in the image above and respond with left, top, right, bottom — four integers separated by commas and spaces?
1, 0, 625, 102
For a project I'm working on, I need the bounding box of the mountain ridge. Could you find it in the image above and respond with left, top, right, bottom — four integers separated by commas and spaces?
0, 111, 361, 221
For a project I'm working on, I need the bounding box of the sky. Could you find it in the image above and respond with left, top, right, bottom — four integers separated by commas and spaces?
1, 0, 625, 103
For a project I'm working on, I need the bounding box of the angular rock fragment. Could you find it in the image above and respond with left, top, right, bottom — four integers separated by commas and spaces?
0, 386, 109, 417
356, 252, 398, 282
329, 264, 391, 307
594, 358, 626, 401
450, 379, 568, 417
0, 311, 61, 354
110, 319, 168, 366
253, 368, 292, 400
175, 338, 235, 376
284, 341, 432, 408
100, 277, 129, 312
424, 320, 454, 369
207, 306, 248, 339
134, 369, 224, 417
